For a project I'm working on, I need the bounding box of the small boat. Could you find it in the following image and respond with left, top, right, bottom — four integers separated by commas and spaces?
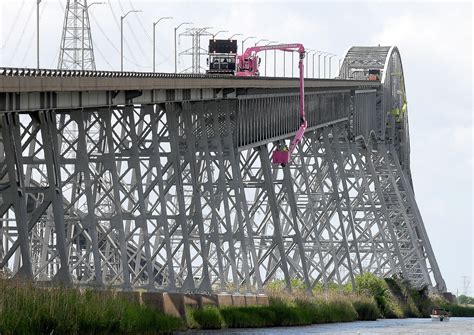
430, 308, 451, 321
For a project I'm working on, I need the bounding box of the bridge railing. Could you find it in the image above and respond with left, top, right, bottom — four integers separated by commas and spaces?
237, 91, 351, 149
352, 89, 378, 142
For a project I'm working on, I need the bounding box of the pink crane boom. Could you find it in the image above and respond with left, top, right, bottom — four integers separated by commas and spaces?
236, 43, 307, 166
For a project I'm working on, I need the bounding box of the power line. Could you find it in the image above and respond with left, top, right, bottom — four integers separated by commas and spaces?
89, 12, 149, 69
116, 0, 149, 64
106, 0, 139, 64
2, 1, 27, 48
8, 1, 36, 65
128, 0, 152, 43
93, 43, 114, 70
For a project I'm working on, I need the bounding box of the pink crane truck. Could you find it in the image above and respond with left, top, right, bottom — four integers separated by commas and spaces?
235, 43, 307, 166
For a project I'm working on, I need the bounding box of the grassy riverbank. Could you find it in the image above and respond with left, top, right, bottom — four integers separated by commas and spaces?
0, 281, 184, 334
1, 275, 473, 333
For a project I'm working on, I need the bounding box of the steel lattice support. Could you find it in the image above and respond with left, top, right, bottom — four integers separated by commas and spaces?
58, 0, 97, 70
0, 46, 447, 293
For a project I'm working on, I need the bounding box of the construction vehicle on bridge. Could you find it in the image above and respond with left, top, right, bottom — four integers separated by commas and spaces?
235, 43, 307, 166
206, 39, 238, 75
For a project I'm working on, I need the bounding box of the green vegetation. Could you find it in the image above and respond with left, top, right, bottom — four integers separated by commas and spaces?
189, 306, 224, 329
355, 272, 404, 318
351, 297, 381, 321
0, 280, 184, 334
457, 295, 474, 305
2, 275, 473, 333
443, 304, 474, 317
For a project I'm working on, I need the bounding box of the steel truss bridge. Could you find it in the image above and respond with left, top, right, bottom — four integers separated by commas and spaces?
0, 46, 446, 293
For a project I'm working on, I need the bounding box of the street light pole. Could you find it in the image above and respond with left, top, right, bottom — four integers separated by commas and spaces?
229, 33, 242, 40
312, 51, 322, 78
273, 41, 280, 77
291, 51, 295, 77
153, 16, 172, 73
81, 2, 104, 70
241, 36, 256, 52
264, 41, 277, 76
212, 30, 228, 39
328, 54, 336, 78
254, 39, 268, 46
121, 9, 141, 72
36, 0, 41, 69
174, 22, 192, 73
305, 49, 314, 78
323, 53, 328, 78
318, 52, 326, 78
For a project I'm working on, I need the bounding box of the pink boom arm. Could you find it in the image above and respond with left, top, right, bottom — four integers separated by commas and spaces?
236, 43, 307, 165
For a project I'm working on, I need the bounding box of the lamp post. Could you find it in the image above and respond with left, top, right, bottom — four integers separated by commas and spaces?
153, 16, 172, 73
323, 52, 330, 78
254, 39, 268, 46
312, 51, 322, 78
273, 41, 279, 77
212, 30, 228, 39
264, 41, 277, 76
305, 49, 314, 78
36, 0, 41, 69
174, 22, 192, 73
254, 39, 268, 75
318, 52, 328, 78
229, 33, 242, 40
291, 51, 294, 77
241, 36, 256, 52
80, 2, 104, 70
328, 54, 336, 78
121, 9, 141, 72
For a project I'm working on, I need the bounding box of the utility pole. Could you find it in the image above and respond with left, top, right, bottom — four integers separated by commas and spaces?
264, 41, 277, 77
461, 276, 471, 295
312, 51, 322, 78
174, 22, 192, 73
212, 30, 228, 39
229, 33, 242, 40
328, 54, 336, 78
179, 27, 212, 73
36, 0, 41, 69
291, 51, 294, 77
58, 1, 102, 70
82, 2, 103, 70
318, 52, 325, 78
121, 9, 141, 72
153, 16, 172, 73
305, 49, 315, 78
241, 36, 256, 53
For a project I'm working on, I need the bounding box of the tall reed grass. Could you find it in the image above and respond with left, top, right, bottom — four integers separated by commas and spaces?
0, 280, 184, 334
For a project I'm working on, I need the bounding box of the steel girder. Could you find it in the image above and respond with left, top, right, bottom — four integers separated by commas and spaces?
0, 46, 446, 293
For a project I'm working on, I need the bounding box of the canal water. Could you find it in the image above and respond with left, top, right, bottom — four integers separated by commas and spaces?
181, 317, 474, 334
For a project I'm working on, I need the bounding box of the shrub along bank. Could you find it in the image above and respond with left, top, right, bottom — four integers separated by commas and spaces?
0, 281, 184, 334
2, 274, 473, 333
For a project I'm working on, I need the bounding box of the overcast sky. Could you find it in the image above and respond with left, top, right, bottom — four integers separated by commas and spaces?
0, 0, 472, 295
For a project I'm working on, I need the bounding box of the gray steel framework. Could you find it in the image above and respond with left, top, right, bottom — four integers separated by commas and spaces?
0, 46, 446, 293
58, 0, 96, 70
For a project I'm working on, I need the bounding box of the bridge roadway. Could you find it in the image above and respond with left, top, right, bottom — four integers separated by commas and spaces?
0, 67, 377, 92
0, 46, 447, 295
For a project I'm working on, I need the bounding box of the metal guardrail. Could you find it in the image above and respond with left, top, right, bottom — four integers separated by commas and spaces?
0, 66, 374, 81
237, 91, 351, 148
0, 67, 232, 79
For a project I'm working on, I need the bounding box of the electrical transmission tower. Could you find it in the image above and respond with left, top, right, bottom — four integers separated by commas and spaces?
58, 0, 96, 70
179, 28, 212, 73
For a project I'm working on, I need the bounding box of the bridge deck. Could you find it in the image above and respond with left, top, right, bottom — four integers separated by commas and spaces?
0, 67, 378, 93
